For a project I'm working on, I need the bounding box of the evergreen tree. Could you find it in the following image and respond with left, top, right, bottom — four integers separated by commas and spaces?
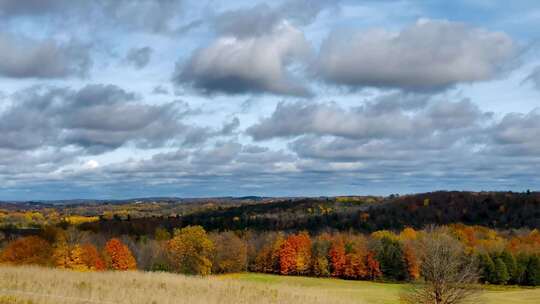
478, 253, 496, 283
526, 255, 540, 286
500, 251, 517, 283
493, 257, 510, 285
515, 253, 530, 285
375, 237, 407, 281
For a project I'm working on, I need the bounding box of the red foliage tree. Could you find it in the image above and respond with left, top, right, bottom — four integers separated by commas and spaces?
365, 251, 382, 280
329, 239, 346, 277
279, 232, 311, 275
82, 244, 105, 271
103, 238, 137, 270
403, 244, 420, 280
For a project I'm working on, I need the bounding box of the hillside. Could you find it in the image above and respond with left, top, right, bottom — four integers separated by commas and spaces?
76, 191, 540, 235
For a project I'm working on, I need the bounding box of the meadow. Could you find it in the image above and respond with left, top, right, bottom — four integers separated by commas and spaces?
1, 266, 539, 304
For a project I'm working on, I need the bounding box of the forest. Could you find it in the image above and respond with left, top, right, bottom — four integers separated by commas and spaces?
1, 191, 540, 289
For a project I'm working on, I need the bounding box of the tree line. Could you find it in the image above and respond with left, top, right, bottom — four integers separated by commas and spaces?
1, 224, 540, 286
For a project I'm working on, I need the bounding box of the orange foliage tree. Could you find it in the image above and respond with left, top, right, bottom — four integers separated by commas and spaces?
279, 232, 312, 275
329, 239, 346, 277
103, 238, 137, 270
365, 251, 382, 280
343, 239, 368, 279
0, 236, 52, 265
403, 244, 420, 280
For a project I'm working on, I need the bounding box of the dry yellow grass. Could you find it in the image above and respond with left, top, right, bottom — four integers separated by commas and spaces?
0, 266, 354, 304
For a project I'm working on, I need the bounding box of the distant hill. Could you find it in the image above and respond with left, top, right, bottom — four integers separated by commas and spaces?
76, 191, 540, 235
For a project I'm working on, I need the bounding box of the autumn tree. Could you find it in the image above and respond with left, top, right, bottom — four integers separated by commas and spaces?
400, 231, 480, 304
329, 239, 346, 277
210, 231, 248, 273
253, 233, 284, 273
167, 225, 214, 275
403, 244, 420, 281
343, 238, 368, 280
311, 237, 331, 277
1, 236, 52, 265
81, 244, 105, 271
279, 232, 311, 275
104, 238, 137, 270
365, 251, 382, 280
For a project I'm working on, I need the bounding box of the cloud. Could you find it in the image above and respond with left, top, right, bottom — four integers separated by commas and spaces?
174, 22, 312, 96
524, 66, 540, 90
125, 46, 152, 69
0, 32, 91, 78
247, 96, 485, 141
0, 0, 73, 16
213, 0, 337, 38
0, 84, 204, 152
152, 85, 169, 95
491, 110, 540, 155
315, 19, 515, 91
0, 0, 185, 34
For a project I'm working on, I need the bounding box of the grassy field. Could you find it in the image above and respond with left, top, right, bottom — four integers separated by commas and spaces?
221, 273, 540, 304
0, 266, 539, 304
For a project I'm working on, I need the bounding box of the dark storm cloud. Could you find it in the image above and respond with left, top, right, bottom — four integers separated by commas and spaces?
173, 23, 312, 96
125, 47, 153, 69
315, 19, 515, 91
0, 84, 203, 152
0, 33, 91, 78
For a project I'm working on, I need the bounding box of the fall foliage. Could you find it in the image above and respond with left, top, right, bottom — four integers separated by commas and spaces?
104, 238, 137, 270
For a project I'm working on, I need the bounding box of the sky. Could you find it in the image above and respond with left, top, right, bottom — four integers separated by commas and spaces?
0, 0, 540, 200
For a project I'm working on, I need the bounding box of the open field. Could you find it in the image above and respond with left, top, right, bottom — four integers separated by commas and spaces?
0, 266, 349, 304
222, 273, 540, 304
1, 267, 539, 304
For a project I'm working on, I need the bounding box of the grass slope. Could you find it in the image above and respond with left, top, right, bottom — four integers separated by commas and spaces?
0, 266, 538, 304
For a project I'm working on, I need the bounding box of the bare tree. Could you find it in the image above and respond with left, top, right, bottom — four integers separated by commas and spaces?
400, 230, 480, 304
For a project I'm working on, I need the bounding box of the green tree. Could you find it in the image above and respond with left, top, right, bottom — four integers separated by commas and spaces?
167, 226, 214, 275
493, 257, 510, 285
515, 253, 530, 285
478, 253, 496, 283
375, 237, 407, 281
526, 255, 540, 286
500, 251, 517, 283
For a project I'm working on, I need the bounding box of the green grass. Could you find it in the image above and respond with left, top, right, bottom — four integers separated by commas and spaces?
220, 273, 540, 304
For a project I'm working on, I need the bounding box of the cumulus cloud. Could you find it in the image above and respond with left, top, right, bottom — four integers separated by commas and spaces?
174, 22, 312, 96
0, 84, 204, 152
125, 46, 152, 69
0, 33, 91, 78
315, 19, 515, 91
247, 97, 485, 141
